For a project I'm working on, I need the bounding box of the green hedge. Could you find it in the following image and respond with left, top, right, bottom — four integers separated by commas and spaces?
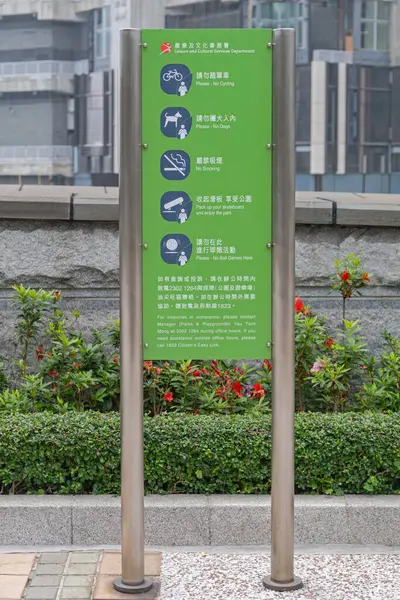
0, 412, 399, 495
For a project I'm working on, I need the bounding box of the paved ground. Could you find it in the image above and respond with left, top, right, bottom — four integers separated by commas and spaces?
0, 551, 161, 600
1, 548, 399, 599
161, 552, 400, 600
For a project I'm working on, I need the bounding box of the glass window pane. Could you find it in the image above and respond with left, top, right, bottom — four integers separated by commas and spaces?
376, 23, 389, 50
377, 0, 390, 20
95, 9, 102, 26
364, 90, 390, 142
361, 22, 375, 49
95, 32, 103, 58
260, 2, 273, 19
298, 21, 303, 48
361, 0, 375, 19
104, 6, 111, 27
105, 31, 111, 58
296, 151, 310, 173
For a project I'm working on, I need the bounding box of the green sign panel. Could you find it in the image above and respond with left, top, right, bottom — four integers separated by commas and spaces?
142, 29, 273, 360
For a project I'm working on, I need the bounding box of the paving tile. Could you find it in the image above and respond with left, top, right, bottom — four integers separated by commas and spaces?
35, 564, 65, 575
29, 574, 62, 587
70, 553, 99, 564
64, 575, 94, 587
0, 575, 28, 600
99, 553, 162, 577
39, 553, 68, 564
66, 563, 97, 576
93, 576, 160, 600
25, 587, 58, 600
0, 554, 35, 575
60, 587, 91, 599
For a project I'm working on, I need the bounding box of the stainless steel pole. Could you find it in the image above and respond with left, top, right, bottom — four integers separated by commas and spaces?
263, 28, 303, 593
114, 28, 152, 596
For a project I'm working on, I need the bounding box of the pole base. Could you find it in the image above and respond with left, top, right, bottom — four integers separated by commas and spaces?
114, 577, 153, 595
263, 575, 303, 592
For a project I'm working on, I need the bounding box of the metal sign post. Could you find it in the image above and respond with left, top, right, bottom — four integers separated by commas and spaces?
115, 28, 152, 595
263, 28, 303, 593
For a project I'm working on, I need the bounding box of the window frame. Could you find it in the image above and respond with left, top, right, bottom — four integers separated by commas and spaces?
94, 6, 111, 60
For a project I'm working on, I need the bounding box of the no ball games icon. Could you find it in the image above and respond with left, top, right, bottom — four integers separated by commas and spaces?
160, 234, 192, 266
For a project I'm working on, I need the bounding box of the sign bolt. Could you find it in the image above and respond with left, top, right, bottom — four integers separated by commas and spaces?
267, 143, 272, 149
142, 143, 148, 149
266, 342, 272, 348
141, 43, 148, 48
143, 244, 148, 249
144, 343, 149, 348
266, 243, 273, 249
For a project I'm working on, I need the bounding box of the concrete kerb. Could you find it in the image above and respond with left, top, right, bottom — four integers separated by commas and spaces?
0, 496, 399, 547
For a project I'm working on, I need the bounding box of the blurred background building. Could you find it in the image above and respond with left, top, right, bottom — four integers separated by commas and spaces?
1, 0, 400, 191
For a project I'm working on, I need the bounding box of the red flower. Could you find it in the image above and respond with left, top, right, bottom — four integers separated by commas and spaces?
53, 290, 62, 301
324, 338, 335, 349
113, 357, 119, 364
72, 362, 81, 370
216, 387, 226, 398
193, 409, 199, 416
263, 359, 272, 372
36, 347, 44, 361
233, 381, 242, 397
200, 367, 208, 375
48, 370, 59, 377
144, 361, 153, 372
295, 297, 304, 313
362, 272, 370, 282
164, 391, 174, 403
252, 383, 266, 398
193, 370, 201, 378
211, 360, 218, 367
340, 270, 350, 282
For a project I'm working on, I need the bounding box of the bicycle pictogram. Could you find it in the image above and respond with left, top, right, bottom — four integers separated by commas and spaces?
162, 69, 184, 82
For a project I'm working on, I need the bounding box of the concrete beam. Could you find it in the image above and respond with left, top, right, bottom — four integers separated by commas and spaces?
2, 187, 400, 226
0, 495, 398, 547
0, 185, 71, 220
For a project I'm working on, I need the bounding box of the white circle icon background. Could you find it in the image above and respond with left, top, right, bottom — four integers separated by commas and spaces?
166, 238, 178, 251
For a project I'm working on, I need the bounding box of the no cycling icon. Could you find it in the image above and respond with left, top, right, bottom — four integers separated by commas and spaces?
160, 64, 193, 96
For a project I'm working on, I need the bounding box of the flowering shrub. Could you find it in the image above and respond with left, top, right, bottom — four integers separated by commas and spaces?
331, 254, 371, 300
0, 253, 398, 416
331, 254, 372, 322
143, 358, 271, 416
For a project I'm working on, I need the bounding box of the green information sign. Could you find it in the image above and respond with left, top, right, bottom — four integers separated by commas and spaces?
142, 29, 273, 360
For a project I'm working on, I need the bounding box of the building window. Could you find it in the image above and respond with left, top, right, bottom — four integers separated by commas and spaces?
94, 6, 111, 59
255, 1, 308, 49
360, 0, 390, 51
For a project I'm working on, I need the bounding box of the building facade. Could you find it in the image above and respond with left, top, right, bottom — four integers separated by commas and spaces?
1, 0, 400, 191
0, 0, 166, 185
166, 0, 400, 193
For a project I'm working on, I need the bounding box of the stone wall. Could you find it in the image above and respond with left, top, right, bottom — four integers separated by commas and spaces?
1, 186, 400, 355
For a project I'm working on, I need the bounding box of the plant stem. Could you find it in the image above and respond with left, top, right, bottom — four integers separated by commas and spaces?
342, 296, 346, 326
